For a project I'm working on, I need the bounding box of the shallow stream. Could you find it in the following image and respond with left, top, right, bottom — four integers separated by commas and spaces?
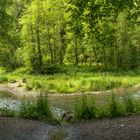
0, 90, 140, 118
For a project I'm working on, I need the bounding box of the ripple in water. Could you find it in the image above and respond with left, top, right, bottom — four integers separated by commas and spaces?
0, 98, 21, 111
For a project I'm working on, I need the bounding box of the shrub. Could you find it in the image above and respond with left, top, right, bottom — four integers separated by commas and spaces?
19, 94, 52, 121
74, 95, 96, 121
0, 75, 8, 83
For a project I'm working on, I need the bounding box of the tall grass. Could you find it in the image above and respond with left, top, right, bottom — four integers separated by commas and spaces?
0, 108, 16, 117
5, 68, 140, 93
19, 94, 52, 121
124, 94, 137, 114
74, 93, 140, 121
0, 75, 8, 83
107, 94, 121, 117
74, 95, 97, 121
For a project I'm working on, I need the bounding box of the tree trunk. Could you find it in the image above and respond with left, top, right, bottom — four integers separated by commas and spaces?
52, 13, 57, 64
36, 24, 42, 68
93, 47, 99, 68
75, 37, 78, 65
47, 28, 53, 64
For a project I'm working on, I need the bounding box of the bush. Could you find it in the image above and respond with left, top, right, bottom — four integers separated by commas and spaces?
74, 95, 96, 121
0, 75, 8, 83
19, 94, 52, 121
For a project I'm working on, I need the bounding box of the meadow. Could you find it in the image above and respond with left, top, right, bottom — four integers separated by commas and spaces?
0, 66, 140, 94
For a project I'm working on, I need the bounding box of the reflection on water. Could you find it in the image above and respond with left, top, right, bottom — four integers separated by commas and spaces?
48, 96, 76, 110
133, 91, 140, 99
0, 99, 21, 111
0, 90, 20, 111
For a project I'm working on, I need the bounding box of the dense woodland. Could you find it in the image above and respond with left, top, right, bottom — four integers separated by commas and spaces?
1, 0, 140, 73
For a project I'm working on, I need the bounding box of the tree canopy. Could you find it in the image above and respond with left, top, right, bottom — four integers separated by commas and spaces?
0, 0, 140, 72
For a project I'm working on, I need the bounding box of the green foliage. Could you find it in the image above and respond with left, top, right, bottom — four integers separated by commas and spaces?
0, 67, 6, 75
124, 94, 136, 114
88, 79, 122, 91
19, 94, 52, 121
107, 94, 121, 117
74, 95, 96, 121
0, 75, 8, 83
41, 64, 61, 74
0, 0, 140, 72
30, 80, 42, 90
12, 67, 31, 75
73, 93, 140, 121
0, 108, 16, 117
5, 69, 140, 94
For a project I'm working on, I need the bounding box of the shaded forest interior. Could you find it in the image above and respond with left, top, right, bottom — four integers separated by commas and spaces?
0, 0, 140, 73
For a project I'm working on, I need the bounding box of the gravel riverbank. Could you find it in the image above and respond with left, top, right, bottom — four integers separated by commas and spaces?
0, 115, 140, 140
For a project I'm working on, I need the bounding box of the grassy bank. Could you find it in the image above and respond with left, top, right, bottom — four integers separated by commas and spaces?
0, 70, 140, 94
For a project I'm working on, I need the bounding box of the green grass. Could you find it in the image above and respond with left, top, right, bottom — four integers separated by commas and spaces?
6, 71, 140, 94
124, 94, 139, 114
19, 94, 52, 121
0, 67, 6, 75
0, 108, 16, 117
74, 95, 96, 121
0, 75, 8, 83
1, 66, 140, 94
74, 93, 140, 121
107, 94, 122, 117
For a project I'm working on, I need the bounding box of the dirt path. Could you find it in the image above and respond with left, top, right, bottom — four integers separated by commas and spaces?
0, 115, 140, 140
